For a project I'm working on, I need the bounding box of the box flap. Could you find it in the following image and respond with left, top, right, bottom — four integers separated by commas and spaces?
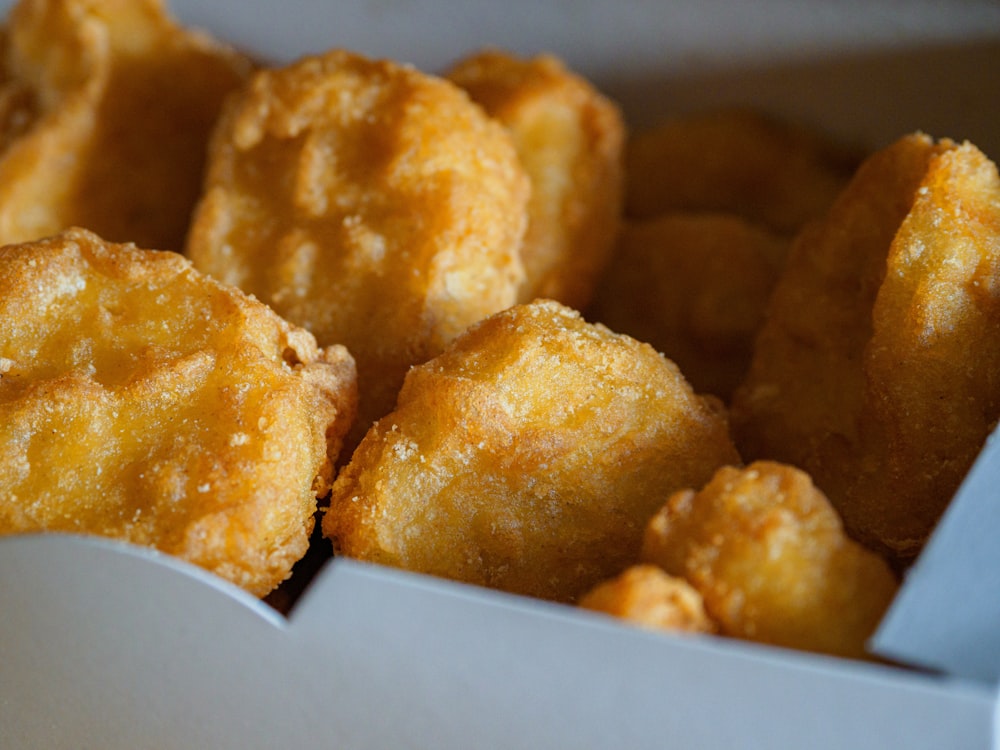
872, 428, 1000, 684
0, 534, 995, 748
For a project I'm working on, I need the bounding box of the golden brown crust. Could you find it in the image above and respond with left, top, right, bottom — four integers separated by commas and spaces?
0, 228, 357, 596
731, 134, 1000, 560
641, 462, 898, 659
857, 140, 1000, 556
0, 0, 252, 250
447, 48, 625, 310
187, 48, 529, 439
324, 299, 740, 603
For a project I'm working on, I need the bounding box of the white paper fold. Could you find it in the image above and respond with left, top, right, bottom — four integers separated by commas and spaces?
0, 534, 995, 749
872, 428, 1000, 684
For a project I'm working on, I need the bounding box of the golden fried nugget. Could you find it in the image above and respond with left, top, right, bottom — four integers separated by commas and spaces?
0, 0, 252, 250
731, 134, 944, 498
857, 140, 1000, 555
578, 564, 717, 635
587, 213, 787, 401
446, 48, 625, 309
625, 108, 862, 234
731, 134, 1000, 561
642, 462, 898, 659
187, 48, 529, 440
324, 299, 740, 603
0, 228, 357, 596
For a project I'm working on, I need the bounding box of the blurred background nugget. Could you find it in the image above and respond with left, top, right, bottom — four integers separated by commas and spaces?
731, 134, 1000, 564
446, 48, 625, 310
588, 213, 786, 402
641, 462, 899, 659
187, 48, 529, 442
324, 299, 740, 603
0, 0, 252, 250
587, 108, 861, 403
624, 107, 862, 235
0, 229, 357, 596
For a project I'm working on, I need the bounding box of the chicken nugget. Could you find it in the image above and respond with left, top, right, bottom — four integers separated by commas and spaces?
731, 134, 1000, 561
446, 48, 625, 310
625, 108, 862, 234
587, 213, 787, 401
642, 462, 898, 659
578, 564, 717, 635
324, 299, 740, 603
187, 48, 529, 440
0, 228, 357, 596
0, 0, 252, 250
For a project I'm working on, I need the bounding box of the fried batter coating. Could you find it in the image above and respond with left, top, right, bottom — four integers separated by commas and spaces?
578, 564, 717, 635
625, 108, 861, 234
731, 134, 1000, 561
187, 48, 529, 439
0, 228, 357, 596
0, 0, 252, 250
587, 213, 787, 401
446, 48, 625, 309
642, 462, 899, 659
324, 299, 740, 603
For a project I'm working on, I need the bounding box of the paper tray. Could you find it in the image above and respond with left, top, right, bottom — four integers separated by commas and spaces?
0, 533, 996, 749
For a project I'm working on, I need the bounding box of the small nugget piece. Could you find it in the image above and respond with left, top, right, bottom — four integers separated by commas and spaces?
625, 108, 861, 234
731, 134, 1000, 561
324, 299, 741, 603
588, 213, 787, 401
0, 0, 252, 249
578, 564, 717, 635
447, 48, 625, 309
642, 462, 899, 659
188, 48, 529, 438
0, 228, 357, 596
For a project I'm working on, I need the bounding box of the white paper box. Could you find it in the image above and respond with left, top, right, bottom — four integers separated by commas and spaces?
0, 534, 997, 749
1, 0, 1000, 747
873, 430, 1000, 683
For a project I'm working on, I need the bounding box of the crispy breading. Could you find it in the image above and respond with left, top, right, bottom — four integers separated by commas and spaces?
731, 134, 1000, 561
0, 0, 252, 250
0, 228, 357, 596
578, 564, 717, 634
587, 213, 787, 401
624, 108, 861, 234
324, 299, 740, 603
187, 48, 529, 440
446, 48, 625, 309
642, 462, 898, 659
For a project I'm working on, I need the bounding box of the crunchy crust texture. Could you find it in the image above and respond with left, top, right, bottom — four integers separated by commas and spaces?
642, 462, 899, 659
0, 228, 357, 596
731, 134, 1000, 561
187, 48, 529, 438
324, 299, 740, 603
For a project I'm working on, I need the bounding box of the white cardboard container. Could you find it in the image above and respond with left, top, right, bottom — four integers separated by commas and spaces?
2, 1, 1000, 747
